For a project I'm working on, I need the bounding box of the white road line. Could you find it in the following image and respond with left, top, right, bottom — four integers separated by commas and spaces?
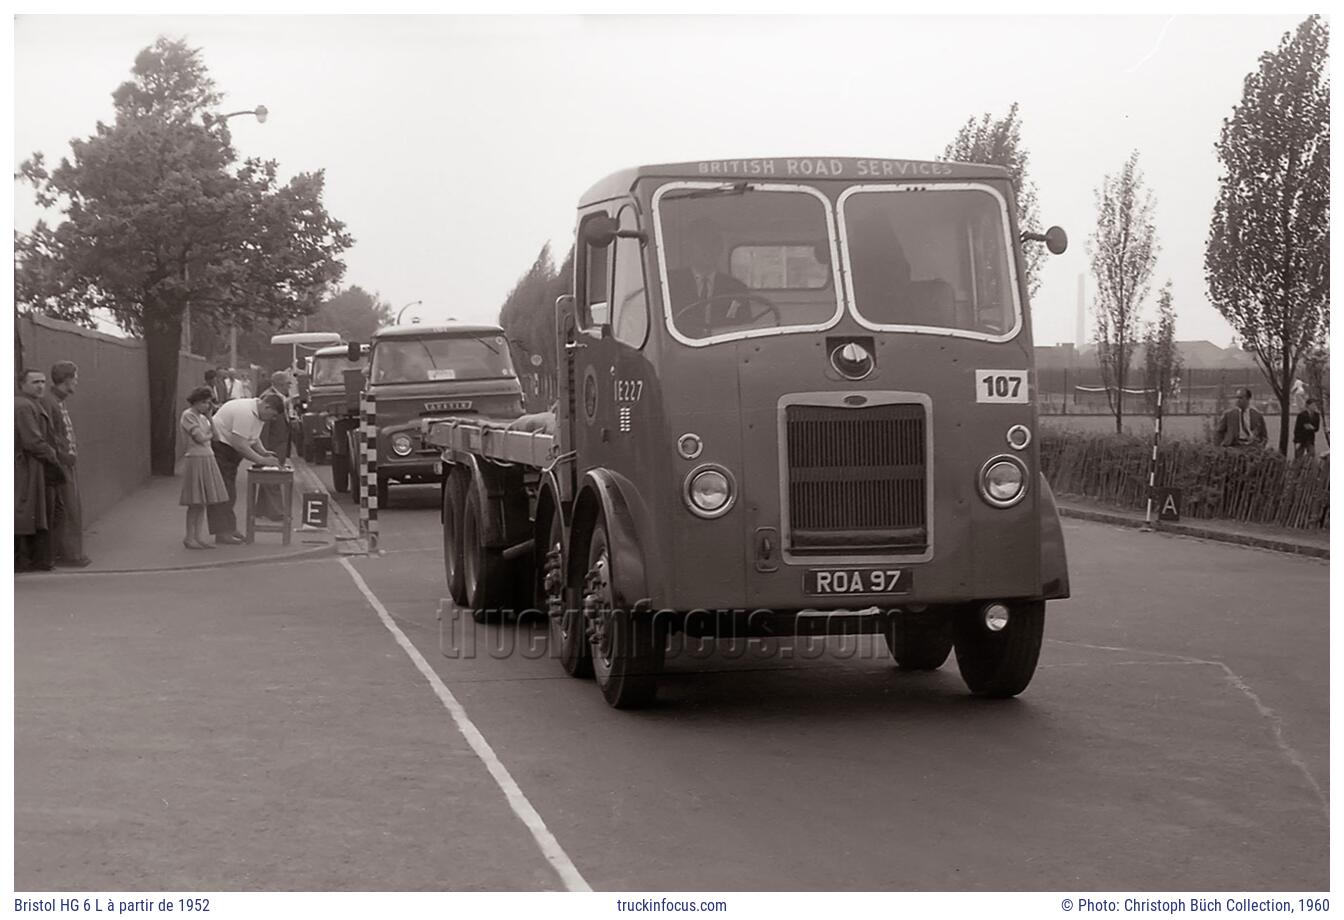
337, 557, 591, 892
1050, 638, 1328, 814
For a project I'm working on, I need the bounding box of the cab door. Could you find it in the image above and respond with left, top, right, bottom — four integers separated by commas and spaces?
570, 209, 619, 476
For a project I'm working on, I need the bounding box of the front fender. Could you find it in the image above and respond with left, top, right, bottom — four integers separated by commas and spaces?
572, 469, 652, 611
1039, 474, 1071, 600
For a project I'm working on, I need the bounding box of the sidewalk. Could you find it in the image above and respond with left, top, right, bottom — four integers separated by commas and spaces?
35, 457, 351, 575
1055, 495, 1330, 559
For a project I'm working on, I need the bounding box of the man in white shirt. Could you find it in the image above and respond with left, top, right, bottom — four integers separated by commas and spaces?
207, 394, 283, 544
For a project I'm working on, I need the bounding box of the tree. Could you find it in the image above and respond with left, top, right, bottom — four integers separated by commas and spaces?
1089, 150, 1160, 433
1141, 282, 1183, 416
14, 37, 352, 474
942, 102, 1044, 296
497, 243, 574, 408
308, 285, 393, 343
1206, 15, 1330, 455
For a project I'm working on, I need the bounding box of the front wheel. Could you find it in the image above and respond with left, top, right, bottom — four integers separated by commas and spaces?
584, 521, 663, 708
331, 442, 351, 494
953, 600, 1045, 698
376, 475, 390, 509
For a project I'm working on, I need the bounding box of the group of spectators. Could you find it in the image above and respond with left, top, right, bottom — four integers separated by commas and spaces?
1214, 387, 1326, 458
15, 362, 90, 572
180, 368, 298, 549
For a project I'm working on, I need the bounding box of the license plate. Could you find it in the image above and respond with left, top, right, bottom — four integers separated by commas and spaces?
804, 567, 911, 596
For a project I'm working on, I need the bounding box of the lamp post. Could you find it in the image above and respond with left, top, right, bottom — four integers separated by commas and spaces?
187, 105, 268, 364
397, 300, 423, 325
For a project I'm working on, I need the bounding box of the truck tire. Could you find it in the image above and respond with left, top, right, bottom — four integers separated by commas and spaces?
544, 511, 590, 678
331, 444, 351, 494
442, 469, 467, 606
377, 475, 389, 510
953, 600, 1045, 698
883, 609, 954, 671
463, 486, 508, 623
584, 521, 663, 709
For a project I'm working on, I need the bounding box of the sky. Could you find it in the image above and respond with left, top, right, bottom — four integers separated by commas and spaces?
11, 13, 1317, 348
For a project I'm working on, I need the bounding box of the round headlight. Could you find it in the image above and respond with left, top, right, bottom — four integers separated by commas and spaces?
979, 456, 1027, 508
391, 434, 414, 456
685, 465, 735, 518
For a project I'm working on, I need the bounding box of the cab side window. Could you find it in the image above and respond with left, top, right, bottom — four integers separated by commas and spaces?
581, 213, 611, 330
610, 206, 649, 349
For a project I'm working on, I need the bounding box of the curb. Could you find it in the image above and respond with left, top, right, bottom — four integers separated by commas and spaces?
1058, 506, 1329, 559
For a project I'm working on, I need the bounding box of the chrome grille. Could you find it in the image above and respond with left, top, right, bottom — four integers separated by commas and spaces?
784, 403, 927, 554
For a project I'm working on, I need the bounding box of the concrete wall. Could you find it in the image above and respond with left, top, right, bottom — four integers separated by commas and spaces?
16, 314, 209, 527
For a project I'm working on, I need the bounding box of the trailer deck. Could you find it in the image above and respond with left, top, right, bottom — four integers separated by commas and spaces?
422, 416, 557, 468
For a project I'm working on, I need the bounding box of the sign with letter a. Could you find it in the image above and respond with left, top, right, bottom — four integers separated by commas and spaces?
303, 492, 330, 529
1156, 487, 1182, 522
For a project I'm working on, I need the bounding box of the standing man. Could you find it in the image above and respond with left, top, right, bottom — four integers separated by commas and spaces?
212, 367, 232, 405
1215, 387, 1269, 449
42, 360, 92, 567
1294, 396, 1323, 458
256, 372, 295, 520
15, 369, 61, 572
207, 393, 284, 545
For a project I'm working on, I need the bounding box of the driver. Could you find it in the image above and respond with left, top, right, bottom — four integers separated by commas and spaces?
667, 218, 749, 337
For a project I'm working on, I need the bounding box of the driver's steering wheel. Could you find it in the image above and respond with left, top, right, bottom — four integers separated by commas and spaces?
673, 292, 782, 334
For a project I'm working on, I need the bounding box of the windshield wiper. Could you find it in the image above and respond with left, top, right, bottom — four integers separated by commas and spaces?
472, 335, 500, 355
661, 181, 755, 202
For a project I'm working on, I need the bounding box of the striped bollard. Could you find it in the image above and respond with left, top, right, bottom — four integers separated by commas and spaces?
1142, 386, 1164, 531
360, 393, 379, 553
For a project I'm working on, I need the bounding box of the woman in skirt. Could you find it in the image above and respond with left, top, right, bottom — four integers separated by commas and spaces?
180, 386, 229, 549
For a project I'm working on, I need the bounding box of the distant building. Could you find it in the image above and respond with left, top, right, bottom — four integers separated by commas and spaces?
1037, 341, 1260, 371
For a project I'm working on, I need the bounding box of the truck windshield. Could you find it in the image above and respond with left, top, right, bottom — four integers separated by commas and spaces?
655, 183, 840, 343
839, 185, 1020, 338
370, 335, 515, 384
310, 355, 366, 387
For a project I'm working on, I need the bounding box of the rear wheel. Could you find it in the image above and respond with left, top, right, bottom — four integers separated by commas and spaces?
545, 511, 590, 678
953, 600, 1045, 698
584, 521, 663, 708
331, 441, 350, 494
463, 486, 507, 623
442, 470, 466, 605
377, 475, 390, 509
884, 609, 954, 671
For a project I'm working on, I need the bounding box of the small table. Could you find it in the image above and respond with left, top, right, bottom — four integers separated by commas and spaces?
245, 466, 295, 546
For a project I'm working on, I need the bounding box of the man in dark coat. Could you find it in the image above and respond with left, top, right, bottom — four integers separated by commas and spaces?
666, 219, 750, 338
41, 360, 92, 566
1215, 387, 1268, 449
1294, 397, 1323, 458
15, 369, 61, 572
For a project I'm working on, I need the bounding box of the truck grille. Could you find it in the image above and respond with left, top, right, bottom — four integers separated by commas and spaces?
784, 403, 928, 554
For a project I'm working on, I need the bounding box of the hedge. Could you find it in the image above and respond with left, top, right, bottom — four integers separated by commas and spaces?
1039, 430, 1329, 530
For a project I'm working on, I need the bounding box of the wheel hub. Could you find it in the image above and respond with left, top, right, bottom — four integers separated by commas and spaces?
583, 552, 612, 660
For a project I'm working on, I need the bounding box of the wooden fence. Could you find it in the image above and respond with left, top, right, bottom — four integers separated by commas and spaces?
1040, 431, 1329, 530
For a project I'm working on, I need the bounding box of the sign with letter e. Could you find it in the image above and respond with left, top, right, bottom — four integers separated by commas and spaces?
1155, 487, 1182, 522
302, 492, 329, 529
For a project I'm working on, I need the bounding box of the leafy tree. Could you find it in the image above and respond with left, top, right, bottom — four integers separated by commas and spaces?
308, 285, 393, 344
1089, 150, 1160, 433
14, 37, 352, 474
942, 102, 1044, 296
498, 243, 574, 409
1141, 282, 1183, 415
1206, 15, 1330, 455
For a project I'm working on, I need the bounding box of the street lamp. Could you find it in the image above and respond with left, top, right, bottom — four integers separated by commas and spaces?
397, 300, 423, 324
194, 105, 269, 366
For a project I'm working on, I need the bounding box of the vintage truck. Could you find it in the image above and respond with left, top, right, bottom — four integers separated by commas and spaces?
299, 343, 368, 469
424, 157, 1071, 708
336, 322, 526, 506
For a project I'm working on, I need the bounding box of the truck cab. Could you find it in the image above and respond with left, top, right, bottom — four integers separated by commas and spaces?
300, 343, 368, 465
351, 323, 525, 506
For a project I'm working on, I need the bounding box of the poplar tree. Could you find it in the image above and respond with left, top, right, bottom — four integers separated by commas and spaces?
1206, 15, 1330, 455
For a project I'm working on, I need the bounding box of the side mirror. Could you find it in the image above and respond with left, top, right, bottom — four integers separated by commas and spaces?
582, 215, 619, 249
346, 341, 362, 362
1021, 226, 1069, 255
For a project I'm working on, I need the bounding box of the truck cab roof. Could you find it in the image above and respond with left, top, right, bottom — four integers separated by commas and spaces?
313, 343, 368, 357
579, 157, 1012, 206
372, 323, 505, 339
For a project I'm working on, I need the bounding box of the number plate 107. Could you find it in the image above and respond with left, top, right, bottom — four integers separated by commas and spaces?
976, 369, 1029, 404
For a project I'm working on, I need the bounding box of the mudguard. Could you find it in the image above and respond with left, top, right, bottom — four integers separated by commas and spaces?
457, 453, 529, 549
572, 469, 652, 611
1038, 474, 1071, 600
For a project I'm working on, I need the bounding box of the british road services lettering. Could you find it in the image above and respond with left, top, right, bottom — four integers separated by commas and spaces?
696, 158, 956, 178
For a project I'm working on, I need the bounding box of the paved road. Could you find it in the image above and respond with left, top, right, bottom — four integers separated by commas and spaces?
15, 473, 1329, 891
